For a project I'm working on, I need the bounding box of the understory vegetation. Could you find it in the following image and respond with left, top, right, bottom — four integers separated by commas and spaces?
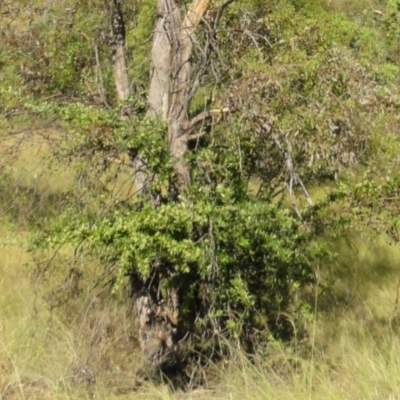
1, 0, 400, 398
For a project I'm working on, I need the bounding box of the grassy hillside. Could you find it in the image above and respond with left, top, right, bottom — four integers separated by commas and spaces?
2, 145, 400, 398
1, 230, 400, 398
2, 0, 400, 398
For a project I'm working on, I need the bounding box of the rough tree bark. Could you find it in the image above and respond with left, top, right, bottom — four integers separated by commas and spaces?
168, 0, 210, 192
110, 0, 130, 102
146, 0, 178, 119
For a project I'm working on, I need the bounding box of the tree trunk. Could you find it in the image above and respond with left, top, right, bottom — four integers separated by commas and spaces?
133, 0, 210, 370
168, 0, 210, 192
133, 0, 180, 370
146, 0, 177, 119
110, 0, 130, 102
111, 0, 210, 370
130, 0, 181, 200
134, 285, 180, 369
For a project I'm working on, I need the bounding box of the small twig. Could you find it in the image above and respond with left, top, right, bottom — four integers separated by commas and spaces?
94, 44, 111, 108
390, 277, 400, 327
79, 31, 91, 42
371, 6, 384, 16
243, 29, 273, 49
266, 123, 313, 224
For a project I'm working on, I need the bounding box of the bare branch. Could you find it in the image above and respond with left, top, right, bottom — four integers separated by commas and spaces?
94, 45, 111, 108
370, 6, 384, 16
183, 0, 210, 33
213, 0, 235, 31
189, 0, 236, 99
186, 131, 207, 141
265, 123, 313, 224
243, 29, 272, 50
188, 107, 230, 130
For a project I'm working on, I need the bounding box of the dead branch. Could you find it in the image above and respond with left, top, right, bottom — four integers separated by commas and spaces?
94, 44, 111, 108
189, 0, 236, 99
265, 123, 313, 223
390, 277, 400, 329
183, 0, 210, 32
188, 107, 230, 130
186, 131, 207, 141
370, 6, 384, 16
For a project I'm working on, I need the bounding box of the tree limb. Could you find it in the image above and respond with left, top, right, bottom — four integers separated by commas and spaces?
213, 0, 235, 31
183, 0, 210, 33
189, 0, 236, 99
186, 131, 207, 141
266, 123, 313, 224
188, 107, 230, 131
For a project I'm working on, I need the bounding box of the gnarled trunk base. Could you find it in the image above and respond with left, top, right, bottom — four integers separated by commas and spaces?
135, 289, 179, 370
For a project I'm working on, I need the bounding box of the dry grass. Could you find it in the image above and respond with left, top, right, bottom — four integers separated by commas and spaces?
0, 221, 148, 399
